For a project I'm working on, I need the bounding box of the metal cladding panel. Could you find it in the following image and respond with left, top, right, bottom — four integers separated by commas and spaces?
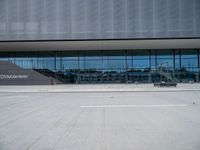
154, 0, 167, 37
127, 0, 140, 38
0, 0, 199, 41
195, 0, 200, 34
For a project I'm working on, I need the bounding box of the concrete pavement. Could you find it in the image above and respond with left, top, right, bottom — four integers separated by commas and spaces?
0, 91, 200, 150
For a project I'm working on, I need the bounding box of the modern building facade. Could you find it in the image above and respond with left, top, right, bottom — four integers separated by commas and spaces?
0, 0, 200, 84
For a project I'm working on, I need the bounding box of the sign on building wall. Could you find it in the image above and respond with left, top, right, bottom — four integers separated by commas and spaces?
0, 74, 28, 79
0, 61, 52, 85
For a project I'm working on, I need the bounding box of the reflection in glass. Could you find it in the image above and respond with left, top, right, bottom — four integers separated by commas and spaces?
133, 58, 149, 69
85, 60, 102, 69
103, 59, 125, 69
0, 50, 199, 83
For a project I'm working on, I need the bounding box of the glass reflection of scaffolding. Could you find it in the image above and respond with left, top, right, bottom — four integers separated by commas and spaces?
158, 62, 175, 83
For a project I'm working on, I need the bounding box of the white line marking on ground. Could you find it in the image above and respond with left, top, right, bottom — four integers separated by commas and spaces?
88, 95, 143, 98
80, 104, 188, 108
2, 96, 29, 98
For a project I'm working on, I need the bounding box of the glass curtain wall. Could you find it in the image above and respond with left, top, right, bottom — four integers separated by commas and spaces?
102, 51, 126, 83
0, 49, 199, 83
80, 51, 102, 83
127, 50, 150, 83
179, 50, 199, 82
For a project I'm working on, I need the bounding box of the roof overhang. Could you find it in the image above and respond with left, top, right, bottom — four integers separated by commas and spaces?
0, 38, 200, 52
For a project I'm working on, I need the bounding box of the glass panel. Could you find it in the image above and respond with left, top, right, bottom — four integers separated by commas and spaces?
199, 50, 200, 68
127, 50, 150, 69
84, 51, 102, 60
181, 59, 198, 68
157, 58, 173, 68
157, 50, 173, 59
181, 50, 198, 68
150, 50, 156, 69
126, 59, 133, 69
174, 50, 180, 69
85, 60, 102, 69
157, 50, 173, 68
181, 50, 198, 59
0, 58, 9, 61
79, 60, 84, 70
62, 51, 79, 60
133, 57, 149, 69
37, 57, 55, 71
55, 60, 61, 71
103, 51, 125, 60
103, 59, 125, 69
102, 69, 126, 83
15, 58, 33, 69
55, 52, 61, 71
62, 60, 78, 70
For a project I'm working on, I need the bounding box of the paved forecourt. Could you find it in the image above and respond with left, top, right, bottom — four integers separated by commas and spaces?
0, 90, 200, 150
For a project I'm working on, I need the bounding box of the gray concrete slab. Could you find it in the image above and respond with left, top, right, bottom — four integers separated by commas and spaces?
0, 91, 200, 150
1, 83, 200, 93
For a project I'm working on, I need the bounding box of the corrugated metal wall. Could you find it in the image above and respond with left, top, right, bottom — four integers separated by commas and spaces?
0, 0, 199, 40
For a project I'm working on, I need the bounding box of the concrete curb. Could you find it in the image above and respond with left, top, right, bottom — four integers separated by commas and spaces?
0, 88, 200, 93
0, 84, 200, 93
